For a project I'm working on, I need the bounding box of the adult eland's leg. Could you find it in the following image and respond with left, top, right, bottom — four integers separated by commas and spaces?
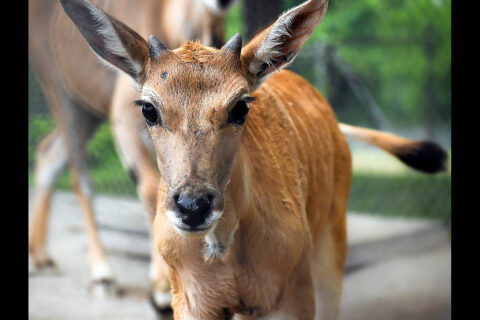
29, 129, 69, 270
63, 95, 116, 296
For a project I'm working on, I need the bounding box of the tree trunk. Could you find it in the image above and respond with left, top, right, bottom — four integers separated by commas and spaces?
242, 0, 284, 41
325, 45, 348, 112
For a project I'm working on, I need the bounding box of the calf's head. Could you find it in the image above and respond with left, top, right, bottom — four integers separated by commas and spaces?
61, 0, 328, 234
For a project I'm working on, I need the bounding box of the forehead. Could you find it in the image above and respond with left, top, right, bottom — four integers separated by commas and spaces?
143, 41, 247, 106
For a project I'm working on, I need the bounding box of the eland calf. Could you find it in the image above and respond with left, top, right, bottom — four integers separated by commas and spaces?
61, 0, 447, 318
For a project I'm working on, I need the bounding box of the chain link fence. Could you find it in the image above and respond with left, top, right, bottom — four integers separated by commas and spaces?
28, 69, 137, 199
288, 43, 451, 223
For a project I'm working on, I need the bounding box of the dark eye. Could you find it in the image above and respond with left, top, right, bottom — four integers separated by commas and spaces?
228, 100, 249, 125
141, 103, 160, 126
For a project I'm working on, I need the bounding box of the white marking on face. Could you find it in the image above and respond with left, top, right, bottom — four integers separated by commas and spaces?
165, 210, 223, 235
165, 210, 190, 234
141, 85, 161, 103
206, 210, 223, 226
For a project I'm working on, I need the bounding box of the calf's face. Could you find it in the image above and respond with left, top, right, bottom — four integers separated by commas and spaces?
138, 40, 251, 234
60, 0, 329, 235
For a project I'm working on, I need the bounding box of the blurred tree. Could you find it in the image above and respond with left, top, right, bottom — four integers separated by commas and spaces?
291, 0, 451, 138
242, 0, 283, 40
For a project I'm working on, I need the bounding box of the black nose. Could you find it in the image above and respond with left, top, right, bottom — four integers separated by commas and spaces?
174, 194, 213, 228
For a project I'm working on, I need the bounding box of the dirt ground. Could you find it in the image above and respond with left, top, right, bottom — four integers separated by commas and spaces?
28, 190, 451, 320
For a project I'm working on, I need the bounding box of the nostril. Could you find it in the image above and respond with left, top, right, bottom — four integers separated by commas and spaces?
175, 194, 213, 215
195, 196, 209, 211
173, 193, 180, 205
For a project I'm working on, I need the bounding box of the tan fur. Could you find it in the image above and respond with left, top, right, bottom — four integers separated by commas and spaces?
174, 41, 219, 63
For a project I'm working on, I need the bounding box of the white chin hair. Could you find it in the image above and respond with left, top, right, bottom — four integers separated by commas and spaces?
165, 210, 223, 235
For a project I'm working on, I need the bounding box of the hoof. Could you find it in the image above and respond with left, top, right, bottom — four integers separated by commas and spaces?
29, 254, 57, 275
149, 291, 173, 318
88, 262, 117, 298
88, 279, 118, 299
90, 261, 115, 281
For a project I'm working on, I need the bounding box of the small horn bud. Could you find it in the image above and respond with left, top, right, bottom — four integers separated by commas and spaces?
148, 35, 167, 59
222, 33, 242, 55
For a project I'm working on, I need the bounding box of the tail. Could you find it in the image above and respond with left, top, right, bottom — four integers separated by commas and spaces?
339, 123, 448, 174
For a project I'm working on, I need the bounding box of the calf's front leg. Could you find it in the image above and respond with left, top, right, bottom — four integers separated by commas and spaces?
284, 254, 316, 320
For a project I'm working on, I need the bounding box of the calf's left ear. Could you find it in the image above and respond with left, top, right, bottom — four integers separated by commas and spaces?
241, 0, 328, 90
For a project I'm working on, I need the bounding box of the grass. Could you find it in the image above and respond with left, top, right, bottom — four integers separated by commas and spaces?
349, 171, 450, 219
348, 146, 451, 222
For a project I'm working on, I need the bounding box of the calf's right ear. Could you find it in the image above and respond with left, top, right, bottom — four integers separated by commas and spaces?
60, 0, 161, 84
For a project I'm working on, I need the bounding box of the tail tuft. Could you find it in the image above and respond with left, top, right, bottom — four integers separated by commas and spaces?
394, 141, 448, 174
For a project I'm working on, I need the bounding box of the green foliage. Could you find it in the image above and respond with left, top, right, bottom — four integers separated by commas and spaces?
28, 116, 55, 166
224, 0, 451, 130
302, 0, 451, 129
225, 1, 244, 40
85, 122, 137, 196
28, 114, 137, 197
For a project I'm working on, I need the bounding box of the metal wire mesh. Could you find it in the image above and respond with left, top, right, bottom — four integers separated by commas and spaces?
289, 44, 451, 223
